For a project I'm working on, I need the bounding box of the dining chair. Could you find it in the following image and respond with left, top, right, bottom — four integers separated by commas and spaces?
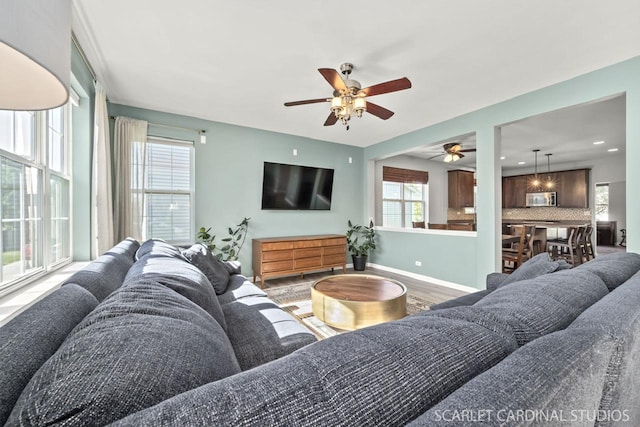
548, 226, 582, 266
582, 224, 595, 261
412, 221, 426, 229
502, 225, 527, 273
504, 225, 535, 262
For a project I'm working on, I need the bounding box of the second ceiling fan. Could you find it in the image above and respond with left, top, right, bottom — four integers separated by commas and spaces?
428, 142, 477, 162
284, 63, 411, 130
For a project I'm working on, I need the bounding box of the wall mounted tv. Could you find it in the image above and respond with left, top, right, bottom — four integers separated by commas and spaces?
261, 162, 335, 210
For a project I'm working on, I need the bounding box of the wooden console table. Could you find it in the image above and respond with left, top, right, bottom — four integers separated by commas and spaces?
252, 234, 347, 287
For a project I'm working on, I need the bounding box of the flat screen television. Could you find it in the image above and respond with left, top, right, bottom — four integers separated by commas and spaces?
261, 162, 335, 210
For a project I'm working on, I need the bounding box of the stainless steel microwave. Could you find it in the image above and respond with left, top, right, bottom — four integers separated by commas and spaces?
525, 191, 557, 207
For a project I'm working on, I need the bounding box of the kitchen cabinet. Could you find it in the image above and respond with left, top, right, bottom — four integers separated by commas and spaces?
448, 170, 475, 208
555, 169, 589, 208
502, 168, 589, 208
502, 175, 529, 208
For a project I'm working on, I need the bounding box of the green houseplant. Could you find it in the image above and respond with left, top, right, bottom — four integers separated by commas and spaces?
346, 220, 376, 271
197, 217, 250, 261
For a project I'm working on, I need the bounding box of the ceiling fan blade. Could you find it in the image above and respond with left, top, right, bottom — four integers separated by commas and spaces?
426, 153, 445, 160
366, 101, 394, 120
318, 68, 347, 92
458, 148, 477, 153
284, 98, 329, 107
360, 77, 411, 97
323, 113, 338, 126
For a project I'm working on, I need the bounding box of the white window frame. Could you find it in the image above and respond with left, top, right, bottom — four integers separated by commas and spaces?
382, 181, 428, 228
0, 104, 72, 296
141, 136, 195, 245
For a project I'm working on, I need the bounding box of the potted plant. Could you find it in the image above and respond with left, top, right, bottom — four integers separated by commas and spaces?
197, 217, 250, 261
346, 220, 376, 271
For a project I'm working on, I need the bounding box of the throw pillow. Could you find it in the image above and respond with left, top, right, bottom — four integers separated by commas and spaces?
499, 252, 561, 287
182, 243, 231, 294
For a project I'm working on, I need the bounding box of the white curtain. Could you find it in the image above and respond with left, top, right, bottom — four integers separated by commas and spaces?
114, 116, 148, 241
91, 82, 114, 258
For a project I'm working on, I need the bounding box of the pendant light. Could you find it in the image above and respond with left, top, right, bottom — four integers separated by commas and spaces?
544, 153, 555, 189
0, 0, 71, 110
530, 149, 541, 189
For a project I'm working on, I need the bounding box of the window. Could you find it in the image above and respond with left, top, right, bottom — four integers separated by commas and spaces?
595, 183, 609, 221
0, 105, 71, 292
382, 166, 428, 228
136, 137, 194, 243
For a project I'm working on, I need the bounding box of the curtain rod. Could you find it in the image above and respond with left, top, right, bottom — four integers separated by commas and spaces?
109, 116, 205, 135
71, 32, 97, 82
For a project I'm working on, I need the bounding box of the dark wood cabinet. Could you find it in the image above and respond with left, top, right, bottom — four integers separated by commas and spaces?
596, 221, 617, 246
555, 169, 588, 208
502, 175, 529, 208
448, 170, 475, 208
502, 169, 589, 208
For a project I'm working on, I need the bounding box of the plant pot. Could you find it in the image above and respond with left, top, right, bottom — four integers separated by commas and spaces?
352, 254, 368, 271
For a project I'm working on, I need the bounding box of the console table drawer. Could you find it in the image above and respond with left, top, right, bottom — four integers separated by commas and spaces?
263, 242, 294, 251
324, 254, 347, 265
294, 247, 322, 259
262, 249, 293, 262
294, 240, 323, 249
322, 237, 346, 246
262, 260, 294, 273
324, 245, 346, 255
295, 257, 323, 269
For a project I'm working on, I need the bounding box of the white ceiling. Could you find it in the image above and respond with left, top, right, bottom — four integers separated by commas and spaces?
408, 94, 626, 171
71, 1, 640, 149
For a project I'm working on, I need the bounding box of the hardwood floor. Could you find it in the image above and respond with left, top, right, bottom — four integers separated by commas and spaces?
259, 267, 470, 305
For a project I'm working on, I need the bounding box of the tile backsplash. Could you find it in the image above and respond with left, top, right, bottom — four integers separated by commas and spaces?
502, 207, 591, 221
447, 207, 591, 222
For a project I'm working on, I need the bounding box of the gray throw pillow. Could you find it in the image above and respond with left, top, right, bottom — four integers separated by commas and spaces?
499, 252, 561, 287
182, 243, 231, 294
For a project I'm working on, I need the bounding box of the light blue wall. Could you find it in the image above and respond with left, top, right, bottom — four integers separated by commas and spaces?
366, 55, 640, 288
107, 104, 363, 275
70, 43, 95, 261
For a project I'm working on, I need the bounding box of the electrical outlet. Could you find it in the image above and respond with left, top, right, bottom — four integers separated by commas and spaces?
292, 148, 297, 156
415, 261, 422, 267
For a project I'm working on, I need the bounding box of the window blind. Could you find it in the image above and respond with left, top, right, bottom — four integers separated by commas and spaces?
382, 166, 428, 184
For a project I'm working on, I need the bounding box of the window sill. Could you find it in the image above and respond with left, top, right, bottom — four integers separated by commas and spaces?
0, 262, 90, 327
375, 226, 477, 237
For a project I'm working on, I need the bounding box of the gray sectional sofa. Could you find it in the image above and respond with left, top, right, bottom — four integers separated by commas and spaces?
1, 239, 640, 426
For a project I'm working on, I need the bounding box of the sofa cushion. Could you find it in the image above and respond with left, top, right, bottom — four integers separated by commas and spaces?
125, 255, 227, 331
568, 271, 640, 425
181, 243, 230, 294
111, 308, 518, 426
0, 285, 98, 426
410, 328, 615, 426
499, 252, 566, 287
222, 296, 317, 370
475, 268, 608, 346
62, 254, 133, 302
105, 237, 140, 259
575, 252, 640, 291
135, 238, 184, 260
429, 289, 491, 310
217, 275, 267, 305
7, 280, 241, 427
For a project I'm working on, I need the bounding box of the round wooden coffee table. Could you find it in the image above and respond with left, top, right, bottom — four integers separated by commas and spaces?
311, 274, 407, 330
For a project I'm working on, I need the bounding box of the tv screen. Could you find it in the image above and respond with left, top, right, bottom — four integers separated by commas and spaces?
261, 162, 334, 210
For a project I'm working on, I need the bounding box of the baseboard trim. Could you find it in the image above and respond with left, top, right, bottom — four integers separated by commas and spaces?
367, 263, 477, 294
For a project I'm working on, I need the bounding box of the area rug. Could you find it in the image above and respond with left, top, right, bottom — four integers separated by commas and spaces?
265, 281, 436, 340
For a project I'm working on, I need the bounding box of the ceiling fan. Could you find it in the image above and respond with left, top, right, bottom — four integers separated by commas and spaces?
428, 142, 477, 162
284, 63, 411, 130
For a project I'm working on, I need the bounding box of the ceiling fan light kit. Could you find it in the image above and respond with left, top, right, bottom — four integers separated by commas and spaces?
284, 62, 411, 130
